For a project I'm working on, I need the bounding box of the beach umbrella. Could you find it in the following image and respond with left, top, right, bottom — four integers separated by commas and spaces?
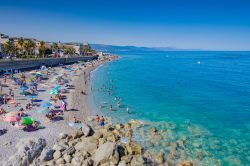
7, 99, 17, 104
4, 115, 21, 123
42, 102, 52, 107
29, 71, 36, 75
29, 82, 38, 87
5, 111, 19, 116
28, 94, 38, 99
38, 108, 50, 114
54, 85, 62, 90
20, 86, 28, 91
50, 90, 59, 95
20, 91, 31, 96
36, 73, 43, 77
4, 71, 12, 75
22, 117, 34, 125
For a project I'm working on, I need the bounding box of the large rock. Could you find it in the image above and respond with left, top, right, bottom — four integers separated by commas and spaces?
3, 138, 46, 166
155, 151, 165, 164
118, 161, 127, 166
82, 123, 92, 137
40, 149, 55, 161
62, 146, 76, 156
53, 150, 62, 160
74, 137, 98, 154
59, 133, 68, 139
72, 131, 84, 139
94, 142, 119, 166
106, 132, 119, 142
125, 142, 142, 155
93, 130, 103, 140
53, 144, 67, 152
63, 154, 72, 163
131, 155, 145, 166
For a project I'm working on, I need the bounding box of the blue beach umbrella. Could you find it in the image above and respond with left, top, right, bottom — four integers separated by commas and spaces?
42, 102, 52, 107
38, 108, 50, 114
4, 71, 12, 75
54, 85, 62, 90
20, 86, 29, 91
28, 94, 38, 99
30, 82, 38, 87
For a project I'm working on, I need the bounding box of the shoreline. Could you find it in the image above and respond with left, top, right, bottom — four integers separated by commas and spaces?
66, 56, 119, 122
0, 55, 196, 166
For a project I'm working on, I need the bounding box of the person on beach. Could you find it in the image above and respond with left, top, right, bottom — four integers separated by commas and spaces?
0, 108, 6, 115
9, 88, 12, 96
18, 108, 25, 117
0, 80, 2, 92
73, 116, 81, 123
4, 75, 7, 84
99, 116, 105, 128
26, 103, 31, 110
95, 114, 100, 122
60, 100, 67, 112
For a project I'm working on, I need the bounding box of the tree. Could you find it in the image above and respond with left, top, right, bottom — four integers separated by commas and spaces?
23, 39, 36, 56
51, 43, 59, 52
17, 37, 25, 57
63, 46, 75, 56
4, 40, 16, 57
39, 41, 47, 57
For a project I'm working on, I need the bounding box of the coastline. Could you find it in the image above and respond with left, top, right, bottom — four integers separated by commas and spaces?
0, 55, 196, 166
66, 56, 119, 122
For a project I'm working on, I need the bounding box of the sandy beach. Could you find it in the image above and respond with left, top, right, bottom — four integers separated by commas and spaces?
0, 55, 118, 163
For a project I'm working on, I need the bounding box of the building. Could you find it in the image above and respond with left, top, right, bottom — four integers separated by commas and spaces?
83, 42, 91, 50
0, 34, 9, 57
0, 43, 2, 57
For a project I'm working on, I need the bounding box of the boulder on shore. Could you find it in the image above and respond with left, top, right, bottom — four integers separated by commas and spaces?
3, 138, 46, 166
94, 142, 119, 166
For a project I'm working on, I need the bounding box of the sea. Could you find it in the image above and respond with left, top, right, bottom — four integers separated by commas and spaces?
91, 51, 250, 165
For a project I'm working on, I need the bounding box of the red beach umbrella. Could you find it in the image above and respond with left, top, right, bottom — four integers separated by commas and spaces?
3, 115, 21, 123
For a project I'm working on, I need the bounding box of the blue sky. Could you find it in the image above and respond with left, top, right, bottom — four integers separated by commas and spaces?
1, 0, 250, 50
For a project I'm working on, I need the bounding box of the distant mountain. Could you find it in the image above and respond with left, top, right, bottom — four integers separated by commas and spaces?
90, 44, 182, 52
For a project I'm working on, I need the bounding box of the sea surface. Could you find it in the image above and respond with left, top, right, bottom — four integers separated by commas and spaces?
91, 51, 250, 165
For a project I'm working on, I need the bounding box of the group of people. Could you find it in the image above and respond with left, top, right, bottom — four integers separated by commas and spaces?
95, 114, 105, 127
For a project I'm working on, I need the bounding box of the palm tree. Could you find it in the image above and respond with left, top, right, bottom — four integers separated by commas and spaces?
4, 40, 16, 58
39, 41, 46, 57
17, 37, 24, 57
62, 46, 75, 56
51, 43, 59, 52
23, 39, 36, 57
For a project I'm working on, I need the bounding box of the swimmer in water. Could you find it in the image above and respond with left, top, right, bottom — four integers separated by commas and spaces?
110, 105, 113, 111
117, 101, 120, 108
126, 107, 129, 114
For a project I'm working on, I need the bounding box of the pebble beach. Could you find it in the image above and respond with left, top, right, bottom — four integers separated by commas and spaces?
0, 55, 119, 165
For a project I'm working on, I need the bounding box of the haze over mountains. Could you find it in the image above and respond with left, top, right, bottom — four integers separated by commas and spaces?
90, 44, 203, 52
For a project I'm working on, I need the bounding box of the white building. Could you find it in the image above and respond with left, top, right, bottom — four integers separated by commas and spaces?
0, 34, 9, 57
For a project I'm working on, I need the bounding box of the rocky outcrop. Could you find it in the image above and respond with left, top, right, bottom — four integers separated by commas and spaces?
16, 121, 195, 166
94, 142, 119, 165
2, 138, 46, 166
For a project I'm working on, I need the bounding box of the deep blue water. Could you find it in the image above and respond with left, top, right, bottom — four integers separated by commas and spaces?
91, 51, 250, 165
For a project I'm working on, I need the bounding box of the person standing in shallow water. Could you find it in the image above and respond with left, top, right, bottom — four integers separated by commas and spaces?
99, 116, 105, 128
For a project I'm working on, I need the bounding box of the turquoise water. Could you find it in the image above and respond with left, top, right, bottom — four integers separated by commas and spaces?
91, 51, 250, 165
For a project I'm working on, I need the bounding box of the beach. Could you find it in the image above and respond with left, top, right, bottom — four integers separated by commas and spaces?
0, 55, 118, 164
